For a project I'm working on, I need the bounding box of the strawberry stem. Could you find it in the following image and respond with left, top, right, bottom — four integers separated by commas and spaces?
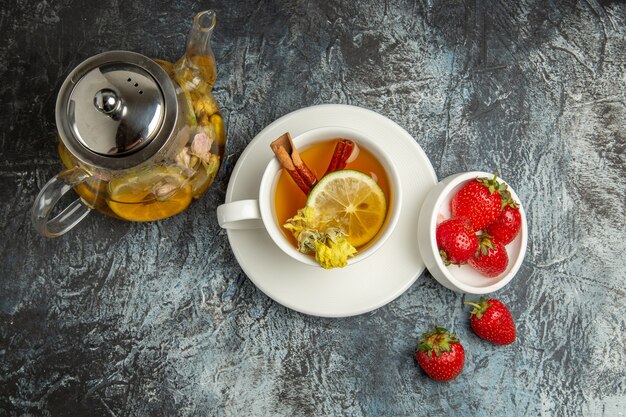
500, 189, 519, 209
439, 249, 451, 266
464, 298, 491, 319
477, 172, 508, 195
476, 233, 495, 257
417, 326, 459, 357
439, 249, 465, 267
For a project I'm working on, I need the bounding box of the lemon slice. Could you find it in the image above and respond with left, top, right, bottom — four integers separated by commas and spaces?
107, 166, 192, 222
306, 170, 387, 247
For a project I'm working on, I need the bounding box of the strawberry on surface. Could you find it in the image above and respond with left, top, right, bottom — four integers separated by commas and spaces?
416, 326, 465, 382
450, 173, 507, 231
465, 298, 516, 345
486, 191, 522, 245
436, 217, 478, 265
469, 234, 509, 278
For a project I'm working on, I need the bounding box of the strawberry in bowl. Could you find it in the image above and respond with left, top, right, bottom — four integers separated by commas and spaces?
436, 217, 478, 265
450, 173, 506, 231
469, 233, 509, 278
417, 171, 528, 294
486, 190, 522, 245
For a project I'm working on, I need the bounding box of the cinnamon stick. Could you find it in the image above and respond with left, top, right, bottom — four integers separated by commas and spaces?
324, 139, 356, 176
270, 133, 318, 195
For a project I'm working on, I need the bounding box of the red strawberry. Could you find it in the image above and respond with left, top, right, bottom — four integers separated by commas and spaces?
416, 326, 465, 381
450, 174, 507, 231
436, 218, 478, 265
486, 191, 522, 245
469, 234, 508, 277
464, 298, 516, 345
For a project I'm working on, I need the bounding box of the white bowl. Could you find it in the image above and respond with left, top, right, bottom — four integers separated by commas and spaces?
417, 171, 528, 294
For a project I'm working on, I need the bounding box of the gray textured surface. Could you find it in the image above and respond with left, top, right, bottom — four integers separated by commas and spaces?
1, 0, 625, 416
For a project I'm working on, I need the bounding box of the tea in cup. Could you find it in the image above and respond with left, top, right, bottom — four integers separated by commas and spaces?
217, 126, 402, 268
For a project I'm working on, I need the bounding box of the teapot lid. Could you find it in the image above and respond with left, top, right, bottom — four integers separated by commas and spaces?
56, 51, 178, 170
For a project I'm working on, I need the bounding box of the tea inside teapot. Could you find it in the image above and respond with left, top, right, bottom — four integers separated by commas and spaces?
32, 10, 225, 237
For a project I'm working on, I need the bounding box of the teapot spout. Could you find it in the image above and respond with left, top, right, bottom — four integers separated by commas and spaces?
179, 10, 217, 88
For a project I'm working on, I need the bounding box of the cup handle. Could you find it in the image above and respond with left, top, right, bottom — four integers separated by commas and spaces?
32, 167, 93, 237
216, 199, 264, 229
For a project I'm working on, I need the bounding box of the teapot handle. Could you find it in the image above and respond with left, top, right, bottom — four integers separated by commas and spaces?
31, 167, 93, 237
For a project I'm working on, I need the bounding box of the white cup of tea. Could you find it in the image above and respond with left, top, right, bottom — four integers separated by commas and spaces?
216, 126, 403, 267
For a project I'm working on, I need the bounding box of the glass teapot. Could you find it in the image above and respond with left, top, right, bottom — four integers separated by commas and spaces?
32, 11, 225, 237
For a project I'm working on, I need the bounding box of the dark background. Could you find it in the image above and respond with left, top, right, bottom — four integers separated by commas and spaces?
1, 0, 625, 416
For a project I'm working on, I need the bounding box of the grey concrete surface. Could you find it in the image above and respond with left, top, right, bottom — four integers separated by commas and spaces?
0, 0, 625, 416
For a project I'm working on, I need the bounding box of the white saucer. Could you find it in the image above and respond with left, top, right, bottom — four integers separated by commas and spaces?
224, 104, 437, 317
